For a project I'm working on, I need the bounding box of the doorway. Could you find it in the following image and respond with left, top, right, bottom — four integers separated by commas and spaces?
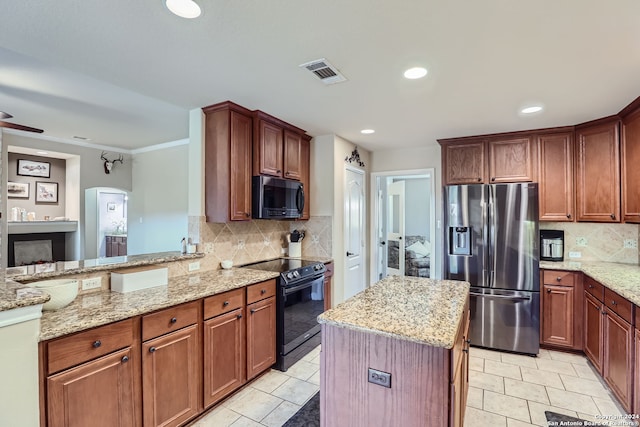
371, 169, 435, 283
84, 187, 128, 259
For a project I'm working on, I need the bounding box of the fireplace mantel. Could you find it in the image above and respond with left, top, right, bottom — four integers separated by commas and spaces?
8, 221, 78, 235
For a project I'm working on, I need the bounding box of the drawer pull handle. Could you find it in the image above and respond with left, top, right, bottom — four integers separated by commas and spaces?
237, 314, 243, 319
93, 340, 101, 348
223, 301, 230, 307
149, 347, 157, 353
121, 355, 129, 363
261, 289, 267, 294
170, 317, 177, 324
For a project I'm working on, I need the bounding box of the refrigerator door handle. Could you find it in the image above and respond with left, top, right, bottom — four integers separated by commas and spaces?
481, 197, 489, 287
488, 185, 496, 287
469, 291, 531, 302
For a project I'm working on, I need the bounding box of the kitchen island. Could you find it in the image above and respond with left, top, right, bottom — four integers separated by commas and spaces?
317, 276, 470, 427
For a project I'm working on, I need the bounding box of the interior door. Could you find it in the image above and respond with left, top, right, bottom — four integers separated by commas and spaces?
386, 180, 405, 276
344, 167, 365, 300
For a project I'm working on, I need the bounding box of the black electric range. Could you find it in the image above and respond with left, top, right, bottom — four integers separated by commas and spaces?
243, 258, 326, 371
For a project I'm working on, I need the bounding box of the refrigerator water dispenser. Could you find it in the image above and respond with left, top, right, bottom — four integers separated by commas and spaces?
449, 226, 472, 255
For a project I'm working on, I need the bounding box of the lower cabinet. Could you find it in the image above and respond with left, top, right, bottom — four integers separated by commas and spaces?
583, 290, 604, 372
246, 283, 277, 379
540, 270, 582, 350
635, 326, 640, 414
141, 302, 201, 427
324, 262, 334, 311
603, 310, 633, 411
451, 307, 470, 427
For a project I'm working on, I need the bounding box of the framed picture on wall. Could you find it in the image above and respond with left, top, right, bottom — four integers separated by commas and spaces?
17, 159, 51, 178
36, 181, 58, 203
7, 181, 29, 198
107, 202, 116, 212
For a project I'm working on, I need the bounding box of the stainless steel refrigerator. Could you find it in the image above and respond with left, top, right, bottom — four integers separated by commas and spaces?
444, 183, 540, 355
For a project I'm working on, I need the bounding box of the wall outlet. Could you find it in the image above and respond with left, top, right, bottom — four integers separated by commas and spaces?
82, 277, 102, 291
263, 238, 270, 246
624, 239, 638, 249
568, 251, 582, 259
188, 261, 200, 272
204, 242, 214, 253
237, 239, 245, 249
575, 237, 587, 247
368, 368, 391, 388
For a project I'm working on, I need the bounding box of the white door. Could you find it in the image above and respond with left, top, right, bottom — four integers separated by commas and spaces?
386, 180, 405, 276
344, 167, 365, 300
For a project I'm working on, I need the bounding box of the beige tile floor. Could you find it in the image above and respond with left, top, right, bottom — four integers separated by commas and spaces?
190, 345, 628, 427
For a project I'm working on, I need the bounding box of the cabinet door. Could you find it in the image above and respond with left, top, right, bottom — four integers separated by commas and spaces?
584, 291, 603, 373
48, 348, 136, 427
575, 121, 620, 222
488, 137, 535, 183
443, 141, 486, 185
635, 328, 640, 415
203, 308, 245, 407
283, 130, 302, 180
541, 284, 574, 348
621, 109, 640, 223
299, 136, 311, 220
603, 311, 633, 412
246, 296, 276, 379
142, 325, 200, 427
230, 110, 253, 221
255, 120, 283, 177
538, 133, 574, 221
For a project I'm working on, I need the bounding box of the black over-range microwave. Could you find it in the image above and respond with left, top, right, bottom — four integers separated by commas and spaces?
252, 176, 304, 219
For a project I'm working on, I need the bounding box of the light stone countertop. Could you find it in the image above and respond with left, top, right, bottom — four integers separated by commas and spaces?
317, 276, 470, 349
0, 275, 50, 312
39, 268, 279, 341
540, 260, 640, 306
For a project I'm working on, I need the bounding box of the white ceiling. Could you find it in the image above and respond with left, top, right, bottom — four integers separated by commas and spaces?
1, 0, 640, 151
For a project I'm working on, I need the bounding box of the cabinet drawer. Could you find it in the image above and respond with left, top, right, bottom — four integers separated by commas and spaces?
584, 276, 604, 301
204, 288, 245, 319
543, 270, 575, 287
247, 279, 276, 305
604, 288, 633, 325
142, 300, 199, 341
47, 318, 134, 374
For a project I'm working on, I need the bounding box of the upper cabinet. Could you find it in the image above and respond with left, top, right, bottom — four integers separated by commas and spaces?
439, 135, 535, 185
203, 102, 254, 222
253, 111, 307, 181
575, 118, 621, 222
299, 135, 311, 220
620, 99, 640, 223
537, 131, 575, 221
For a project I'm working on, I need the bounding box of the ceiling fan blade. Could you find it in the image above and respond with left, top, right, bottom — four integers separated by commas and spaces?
0, 121, 44, 133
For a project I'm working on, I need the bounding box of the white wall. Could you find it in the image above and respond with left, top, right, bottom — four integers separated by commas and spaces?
371, 144, 442, 278
128, 143, 188, 255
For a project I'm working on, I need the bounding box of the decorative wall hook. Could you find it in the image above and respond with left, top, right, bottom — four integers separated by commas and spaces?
345, 147, 365, 167
101, 151, 124, 174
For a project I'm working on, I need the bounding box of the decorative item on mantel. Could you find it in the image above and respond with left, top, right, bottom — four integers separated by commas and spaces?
345, 147, 365, 167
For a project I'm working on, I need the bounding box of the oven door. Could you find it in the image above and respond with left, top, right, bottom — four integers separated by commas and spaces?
281, 275, 325, 355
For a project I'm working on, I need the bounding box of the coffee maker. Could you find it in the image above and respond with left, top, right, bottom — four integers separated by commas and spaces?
540, 230, 564, 261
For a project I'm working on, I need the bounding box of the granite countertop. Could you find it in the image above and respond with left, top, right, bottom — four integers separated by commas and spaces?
317, 276, 470, 349
540, 261, 640, 306
0, 276, 50, 312
39, 268, 279, 341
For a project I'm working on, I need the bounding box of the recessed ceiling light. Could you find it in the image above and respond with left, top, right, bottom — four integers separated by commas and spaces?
521, 106, 543, 114
36, 151, 49, 155
165, 0, 201, 19
360, 129, 375, 134
403, 67, 428, 79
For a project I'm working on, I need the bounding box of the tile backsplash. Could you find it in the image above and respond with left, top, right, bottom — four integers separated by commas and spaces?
188, 215, 332, 270
541, 222, 639, 264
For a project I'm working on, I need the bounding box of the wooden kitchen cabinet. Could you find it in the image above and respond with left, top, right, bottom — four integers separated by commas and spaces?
451, 307, 470, 427
203, 289, 246, 407
441, 139, 486, 185
106, 235, 127, 257
203, 101, 253, 222
541, 270, 582, 350
603, 309, 634, 412
299, 135, 311, 220
635, 312, 640, 414
575, 118, 621, 222
142, 302, 201, 427
620, 99, 640, 223
584, 289, 604, 372
537, 131, 575, 221
488, 137, 535, 183
41, 318, 141, 427
246, 279, 277, 379
253, 111, 307, 180
324, 261, 334, 311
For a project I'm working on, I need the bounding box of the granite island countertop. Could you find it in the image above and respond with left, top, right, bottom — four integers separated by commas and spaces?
0, 276, 50, 312
39, 268, 279, 341
540, 261, 640, 307
317, 276, 470, 349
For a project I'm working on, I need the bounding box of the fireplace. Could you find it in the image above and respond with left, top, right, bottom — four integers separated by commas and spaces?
8, 233, 67, 267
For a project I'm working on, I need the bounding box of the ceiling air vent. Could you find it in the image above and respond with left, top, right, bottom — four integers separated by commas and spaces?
299, 58, 347, 85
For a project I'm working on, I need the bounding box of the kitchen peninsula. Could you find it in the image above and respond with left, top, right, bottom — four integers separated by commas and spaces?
318, 276, 470, 427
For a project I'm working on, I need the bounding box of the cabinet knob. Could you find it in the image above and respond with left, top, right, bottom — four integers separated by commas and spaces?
491, 177, 496, 182
277, 169, 281, 173
477, 178, 482, 182
223, 301, 230, 307
566, 214, 572, 219
556, 277, 561, 282
149, 347, 157, 353
612, 300, 617, 305
462, 348, 469, 353
546, 289, 551, 293
245, 212, 250, 218
285, 171, 290, 176
465, 339, 471, 344
170, 317, 177, 324
261, 289, 267, 294
611, 214, 616, 220
93, 340, 101, 348
250, 308, 256, 314
237, 314, 243, 319
588, 284, 594, 289
121, 355, 129, 363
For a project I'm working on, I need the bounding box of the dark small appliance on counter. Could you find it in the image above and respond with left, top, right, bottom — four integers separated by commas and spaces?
540, 229, 564, 261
